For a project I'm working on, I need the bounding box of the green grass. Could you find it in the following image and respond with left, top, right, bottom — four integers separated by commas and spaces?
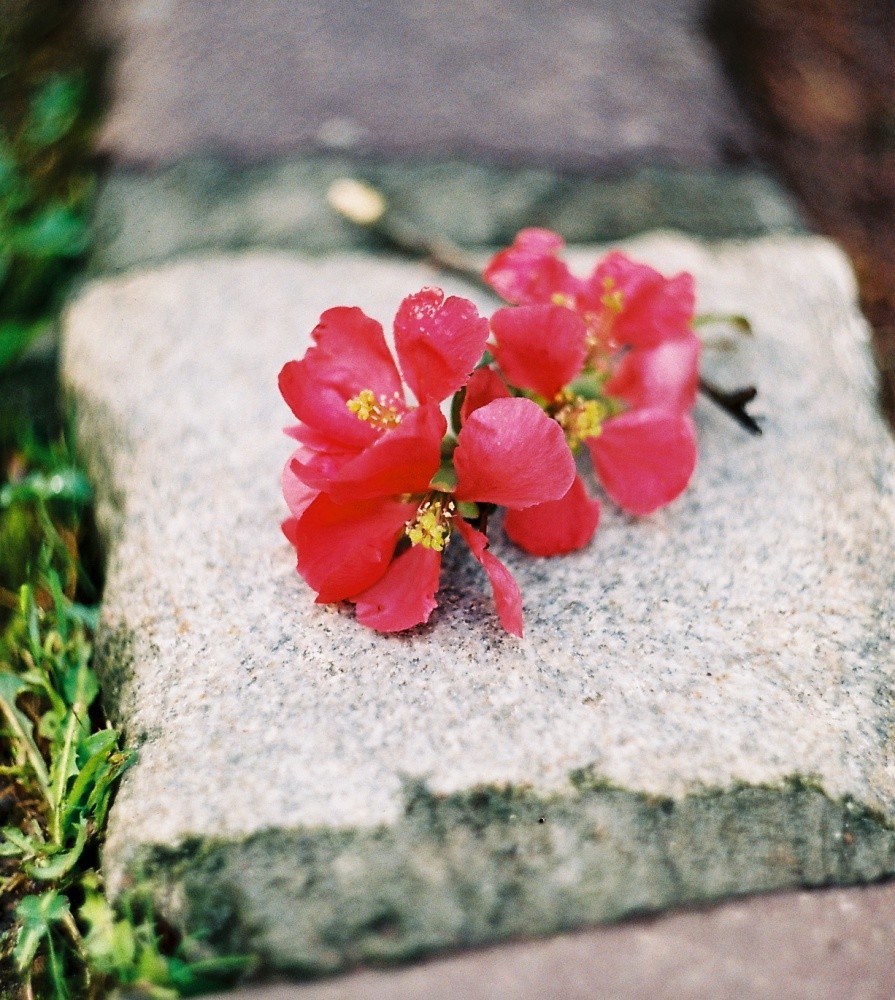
0, 2, 97, 371
0, 467, 253, 996
0, 5, 253, 997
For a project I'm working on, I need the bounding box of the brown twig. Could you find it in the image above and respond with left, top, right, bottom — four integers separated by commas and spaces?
698, 378, 762, 436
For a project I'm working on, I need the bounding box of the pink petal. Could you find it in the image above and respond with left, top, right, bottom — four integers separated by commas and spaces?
282, 450, 320, 518
326, 404, 448, 502
587, 253, 695, 348
394, 288, 490, 403
455, 519, 523, 637
278, 306, 403, 449
282, 517, 300, 547
588, 409, 697, 516
483, 228, 581, 305
460, 366, 511, 424
353, 544, 442, 632
294, 493, 415, 603
503, 475, 600, 556
605, 333, 701, 414
490, 304, 587, 400
453, 398, 575, 509
291, 447, 358, 493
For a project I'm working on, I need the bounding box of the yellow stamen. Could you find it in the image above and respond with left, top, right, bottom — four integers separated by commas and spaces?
600, 276, 624, 314
346, 389, 403, 430
551, 292, 576, 309
553, 393, 608, 450
405, 498, 455, 552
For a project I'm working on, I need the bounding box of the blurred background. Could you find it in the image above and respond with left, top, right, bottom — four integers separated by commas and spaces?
1, 0, 892, 414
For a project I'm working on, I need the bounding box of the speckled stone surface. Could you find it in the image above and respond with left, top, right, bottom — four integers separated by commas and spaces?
62, 235, 895, 972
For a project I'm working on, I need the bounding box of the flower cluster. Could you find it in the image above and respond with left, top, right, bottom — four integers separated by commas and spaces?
279, 230, 700, 636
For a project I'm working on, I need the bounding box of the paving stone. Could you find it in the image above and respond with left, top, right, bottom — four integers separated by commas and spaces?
62, 234, 895, 974
89, 156, 804, 277
86, 0, 752, 169
197, 882, 895, 1000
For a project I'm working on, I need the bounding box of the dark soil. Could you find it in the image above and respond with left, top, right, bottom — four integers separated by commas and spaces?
709, 0, 895, 424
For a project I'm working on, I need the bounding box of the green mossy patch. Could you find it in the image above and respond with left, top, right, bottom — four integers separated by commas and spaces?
122, 774, 895, 978
90, 157, 806, 279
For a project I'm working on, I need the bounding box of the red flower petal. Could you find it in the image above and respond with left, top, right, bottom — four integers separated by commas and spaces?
291, 447, 357, 493
278, 306, 403, 449
588, 409, 697, 516
294, 493, 415, 603
454, 398, 576, 509
282, 517, 300, 547
455, 519, 523, 637
460, 366, 511, 423
353, 544, 442, 632
605, 333, 701, 414
483, 228, 581, 305
587, 253, 695, 348
503, 474, 600, 556
326, 404, 448, 503
282, 450, 320, 518
393, 288, 490, 403
490, 304, 587, 400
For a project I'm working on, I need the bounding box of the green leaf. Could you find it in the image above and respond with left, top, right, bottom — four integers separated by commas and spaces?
0, 467, 94, 508
27, 818, 88, 880
13, 891, 70, 970
23, 74, 84, 148
0, 825, 43, 857
48, 659, 98, 840
167, 954, 255, 993
0, 318, 46, 370
63, 729, 119, 828
86, 748, 136, 831
12, 204, 88, 259
0, 671, 51, 795
61, 659, 98, 711
80, 891, 138, 976
76, 726, 119, 766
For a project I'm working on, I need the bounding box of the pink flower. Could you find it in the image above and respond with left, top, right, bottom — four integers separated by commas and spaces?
284, 396, 575, 635
279, 287, 491, 501
484, 228, 695, 351
279, 286, 577, 634
483, 231, 701, 555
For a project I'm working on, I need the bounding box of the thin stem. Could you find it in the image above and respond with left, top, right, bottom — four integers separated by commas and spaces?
698, 377, 762, 436
0, 694, 51, 799
693, 312, 753, 334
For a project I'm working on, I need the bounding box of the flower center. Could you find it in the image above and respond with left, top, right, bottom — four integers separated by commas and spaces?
346, 389, 403, 430
583, 278, 625, 362
552, 391, 608, 449
405, 497, 455, 551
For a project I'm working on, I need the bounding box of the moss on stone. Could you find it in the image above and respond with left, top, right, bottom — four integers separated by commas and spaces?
121, 773, 895, 976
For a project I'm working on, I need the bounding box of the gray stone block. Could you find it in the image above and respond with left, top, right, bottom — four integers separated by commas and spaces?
61, 235, 895, 973
87, 0, 752, 169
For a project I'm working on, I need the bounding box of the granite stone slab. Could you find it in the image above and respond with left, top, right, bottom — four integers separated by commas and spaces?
61, 235, 895, 973
86, 0, 752, 169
